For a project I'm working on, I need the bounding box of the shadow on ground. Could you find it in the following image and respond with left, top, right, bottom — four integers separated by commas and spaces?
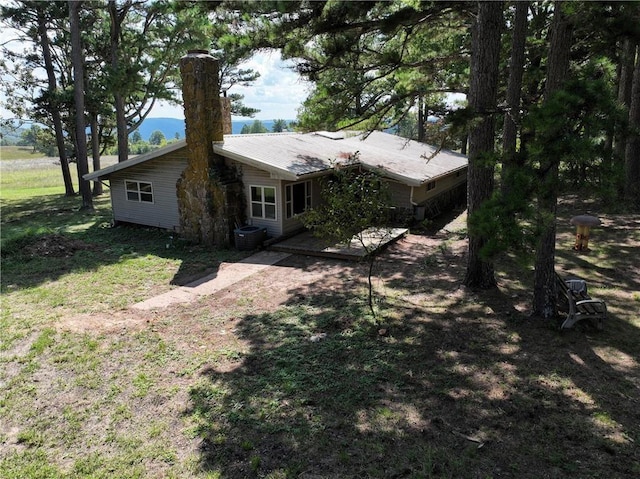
1, 194, 249, 293
186, 207, 639, 478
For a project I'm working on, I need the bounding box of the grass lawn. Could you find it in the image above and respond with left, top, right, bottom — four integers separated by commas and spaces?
0, 145, 48, 161
1, 161, 639, 478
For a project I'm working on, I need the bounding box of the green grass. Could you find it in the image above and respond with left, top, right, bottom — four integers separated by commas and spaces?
1, 167, 74, 198
1, 164, 247, 336
1, 163, 639, 478
0, 145, 48, 161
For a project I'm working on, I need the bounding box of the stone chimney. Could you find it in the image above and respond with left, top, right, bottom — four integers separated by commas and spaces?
177, 50, 242, 246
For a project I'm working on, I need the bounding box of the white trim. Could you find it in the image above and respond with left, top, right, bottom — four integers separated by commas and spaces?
249, 185, 277, 221
125, 179, 154, 204
285, 180, 312, 219
84, 140, 187, 180
215, 147, 301, 182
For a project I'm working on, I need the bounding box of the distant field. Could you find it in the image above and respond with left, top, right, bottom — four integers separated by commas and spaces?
0, 152, 117, 201
0, 145, 48, 161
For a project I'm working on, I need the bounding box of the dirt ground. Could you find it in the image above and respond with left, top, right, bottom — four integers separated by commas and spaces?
57, 212, 468, 335
4, 155, 638, 477
9, 203, 639, 478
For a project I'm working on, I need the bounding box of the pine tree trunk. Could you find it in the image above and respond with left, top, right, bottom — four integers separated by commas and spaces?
90, 113, 103, 196
614, 39, 635, 169
418, 96, 425, 143
500, 1, 528, 197
624, 43, 640, 206
532, 2, 572, 318
114, 93, 128, 162
69, 0, 93, 210
464, 1, 503, 289
109, 0, 129, 163
37, 9, 75, 197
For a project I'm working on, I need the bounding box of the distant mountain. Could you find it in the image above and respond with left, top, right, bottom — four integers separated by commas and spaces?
134, 118, 185, 141
232, 119, 288, 135
0, 122, 28, 144
3, 117, 297, 146
134, 117, 296, 140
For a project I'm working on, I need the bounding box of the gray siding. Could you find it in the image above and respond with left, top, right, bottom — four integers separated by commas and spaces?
236, 163, 283, 238
230, 162, 326, 239
386, 180, 413, 209
109, 151, 188, 230
411, 169, 467, 205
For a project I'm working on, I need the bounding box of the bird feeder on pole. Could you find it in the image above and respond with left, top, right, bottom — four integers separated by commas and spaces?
570, 215, 601, 251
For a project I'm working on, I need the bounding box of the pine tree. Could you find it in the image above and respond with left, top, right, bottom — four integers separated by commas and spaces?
68, 0, 92, 210
463, 1, 503, 289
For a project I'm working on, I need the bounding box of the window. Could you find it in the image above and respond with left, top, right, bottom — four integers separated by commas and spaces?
285, 181, 311, 219
125, 180, 153, 203
250, 185, 276, 219
426, 180, 436, 191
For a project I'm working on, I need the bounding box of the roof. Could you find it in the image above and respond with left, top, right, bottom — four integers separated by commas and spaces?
84, 140, 187, 181
214, 131, 467, 186
84, 131, 467, 186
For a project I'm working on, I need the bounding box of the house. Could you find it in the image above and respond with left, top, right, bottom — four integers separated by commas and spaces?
85, 130, 467, 239
85, 50, 467, 247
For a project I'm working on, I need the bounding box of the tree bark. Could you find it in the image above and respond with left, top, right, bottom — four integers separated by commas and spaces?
90, 113, 103, 196
37, 8, 75, 197
624, 43, 640, 207
464, 1, 503, 289
417, 96, 425, 143
69, 0, 93, 210
109, 0, 131, 163
614, 38, 636, 166
500, 1, 528, 197
532, 2, 572, 318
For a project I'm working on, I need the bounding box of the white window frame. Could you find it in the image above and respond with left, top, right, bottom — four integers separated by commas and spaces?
250, 185, 277, 220
125, 180, 154, 203
285, 180, 312, 219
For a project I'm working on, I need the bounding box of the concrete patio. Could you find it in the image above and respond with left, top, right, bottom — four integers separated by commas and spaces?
268, 227, 409, 260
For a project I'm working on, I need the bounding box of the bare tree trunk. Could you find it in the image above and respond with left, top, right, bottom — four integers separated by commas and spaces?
464, 1, 503, 289
601, 38, 634, 186
90, 113, 103, 196
624, 43, 640, 207
367, 256, 376, 317
417, 96, 425, 143
532, 2, 572, 318
109, 0, 131, 163
37, 8, 75, 197
69, 0, 93, 210
500, 1, 528, 197
614, 39, 636, 167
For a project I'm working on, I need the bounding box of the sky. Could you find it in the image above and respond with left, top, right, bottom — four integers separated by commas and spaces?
0, 19, 310, 123
149, 51, 311, 122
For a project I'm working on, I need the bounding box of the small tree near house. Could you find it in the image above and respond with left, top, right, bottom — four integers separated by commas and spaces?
301, 155, 394, 317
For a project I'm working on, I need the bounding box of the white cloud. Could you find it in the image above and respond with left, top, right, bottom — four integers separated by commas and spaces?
149, 50, 310, 121
233, 51, 310, 120
0, 20, 309, 124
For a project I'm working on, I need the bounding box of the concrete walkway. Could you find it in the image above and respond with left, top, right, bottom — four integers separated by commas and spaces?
131, 226, 408, 311
129, 210, 469, 311
131, 250, 291, 310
